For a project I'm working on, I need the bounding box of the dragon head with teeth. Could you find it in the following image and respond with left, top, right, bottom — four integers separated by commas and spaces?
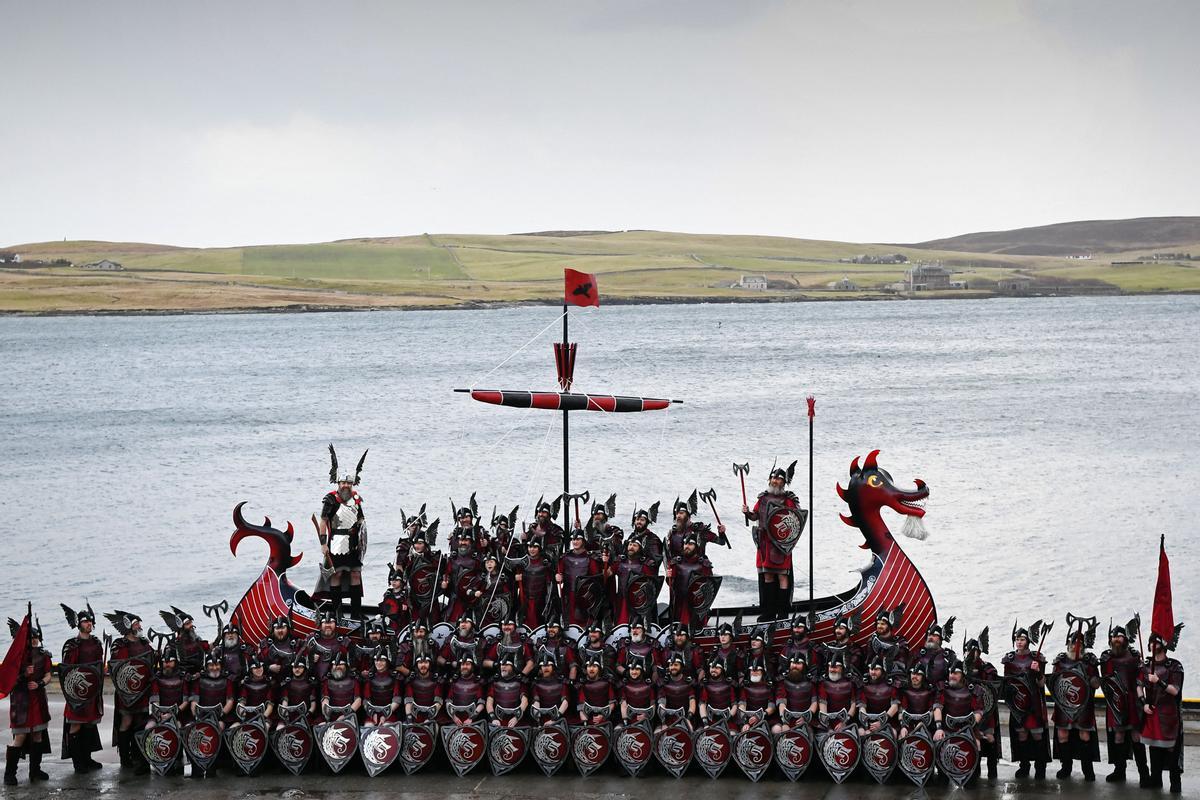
837, 449, 929, 554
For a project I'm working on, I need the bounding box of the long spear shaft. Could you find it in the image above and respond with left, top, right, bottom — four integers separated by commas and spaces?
807, 396, 815, 618
562, 303, 570, 536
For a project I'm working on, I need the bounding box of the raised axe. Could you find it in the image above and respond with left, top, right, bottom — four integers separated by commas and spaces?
698, 488, 731, 549
565, 490, 590, 530
147, 627, 171, 656
203, 599, 229, 640
732, 462, 750, 524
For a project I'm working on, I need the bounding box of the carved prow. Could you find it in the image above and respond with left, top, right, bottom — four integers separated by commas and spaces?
231, 501, 304, 574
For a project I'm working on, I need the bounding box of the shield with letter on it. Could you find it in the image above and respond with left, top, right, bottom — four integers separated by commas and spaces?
975, 678, 1000, 719
686, 575, 723, 625
315, 717, 360, 773
225, 721, 269, 775
898, 727, 936, 787
767, 506, 809, 556
816, 725, 860, 784
135, 718, 182, 776
1101, 675, 1129, 728
271, 722, 313, 776
487, 725, 529, 776
409, 562, 439, 605
694, 724, 732, 779
531, 719, 570, 776
572, 575, 607, 625
441, 721, 488, 777
59, 662, 103, 713
733, 725, 773, 782
654, 723, 693, 777
1051, 662, 1091, 723
937, 729, 979, 788
774, 726, 814, 781
360, 723, 402, 777
400, 721, 437, 775
614, 722, 654, 776
860, 727, 896, 783
626, 575, 663, 621
183, 718, 222, 774
571, 723, 611, 776
1004, 672, 1037, 719
111, 652, 155, 708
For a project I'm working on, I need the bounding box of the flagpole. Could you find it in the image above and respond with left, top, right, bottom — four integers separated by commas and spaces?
807, 396, 815, 619
562, 301, 570, 534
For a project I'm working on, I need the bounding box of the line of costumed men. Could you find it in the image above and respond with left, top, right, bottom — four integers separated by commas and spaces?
0, 460, 1186, 790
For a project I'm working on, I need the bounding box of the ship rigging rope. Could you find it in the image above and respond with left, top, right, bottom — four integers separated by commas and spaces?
467, 309, 567, 392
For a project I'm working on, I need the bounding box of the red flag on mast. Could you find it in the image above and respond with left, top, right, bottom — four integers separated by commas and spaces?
1150, 534, 1174, 643
0, 613, 30, 700
564, 269, 599, 307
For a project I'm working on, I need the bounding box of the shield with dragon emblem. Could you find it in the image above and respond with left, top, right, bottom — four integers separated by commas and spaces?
531, 719, 570, 776
571, 723, 611, 776
572, 576, 607, 625
693, 724, 732, 779
815, 727, 860, 783
455, 570, 485, 610
860, 728, 896, 783
937, 729, 979, 788
487, 725, 529, 776
1101, 675, 1129, 728
134, 718, 182, 776
653, 723, 693, 777
409, 562, 439, 607
732, 725, 773, 782
315, 717, 360, 773
441, 720, 488, 776
767, 506, 808, 556
614, 722, 654, 776
975, 678, 1000, 719
1004, 672, 1037, 719
225, 720, 270, 775
626, 575, 663, 621
58, 662, 102, 713
773, 726, 813, 781
360, 723, 402, 777
110, 652, 155, 708
1051, 662, 1091, 723
400, 721, 438, 775
271, 722, 313, 776
686, 575, 722, 624
479, 592, 513, 627
182, 718, 222, 773
898, 728, 936, 787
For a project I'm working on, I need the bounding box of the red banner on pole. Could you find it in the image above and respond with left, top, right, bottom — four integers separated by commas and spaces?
0, 613, 30, 700
1151, 534, 1174, 643
564, 269, 599, 307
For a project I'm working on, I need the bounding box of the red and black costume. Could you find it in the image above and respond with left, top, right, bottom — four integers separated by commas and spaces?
963, 630, 1003, 776
319, 445, 369, 623
911, 619, 956, 687
277, 659, 320, 724
59, 606, 104, 773
738, 671, 775, 729
3, 619, 52, 785
656, 669, 695, 728
362, 667, 403, 723
575, 671, 616, 723
1138, 629, 1185, 791
526, 499, 565, 557
575, 629, 616, 678
777, 620, 822, 680
302, 621, 348, 682
775, 663, 816, 729
445, 666, 485, 723
403, 663, 443, 722
628, 504, 665, 571
483, 626, 533, 677
659, 626, 704, 680
859, 667, 899, 732
439, 626, 482, 677
616, 627, 660, 678
321, 666, 361, 714
531, 669, 568, 720
700, 668, 738, 726
746, 467, 805, 618
666, 545, 713, 628
1002, 623, 1050, 777
558, 537, 602, 627
514, 543, 555, 627
257, 622, 298, 686
533, 623, 576, 681
864, 609, 909, 680
618, 670, 656, 725
443, 535, 483, 621
1050, 621, 1102, 780
609, 549, 654, 625
1098, 622, 1147, 783
488, 671, 527, 725
818, 667, 858, 719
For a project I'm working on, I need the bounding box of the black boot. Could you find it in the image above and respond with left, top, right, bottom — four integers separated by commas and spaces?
1015, 760, 1030, 778
1134, 743, 1150, 786
350, 594, 362, 626
117, 729, 134, 767
330, 586, 343, 623
68, 737, 89, 774
1082, 759, 1094, 781
1034, 761, 1046, 780
1170, 769, 1182, 794
1056, 758, 1073, 779
28, 746, 48, 782
4, 746, 19, 786
987, 757, 998, 779
1149, 768, 1164, 789
1107, 761, 1126, 783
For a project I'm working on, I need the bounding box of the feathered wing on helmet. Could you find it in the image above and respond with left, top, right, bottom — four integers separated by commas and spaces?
159, 609, 183, 633
604, 493, 617, 519
6, 618, 18, 638
353, 449, 367, 485
687, 489, 698, 515
647, 501, 660, 524
979, 626, 990, 655
328, 443, 339, 484
425, 518, 440, 546
942, 616, 956, 645
786, 460, 797, 485
507, 505, 519, 530
469, 492, 478, 520
105, 610, 140, 636
61, 603, 78, 629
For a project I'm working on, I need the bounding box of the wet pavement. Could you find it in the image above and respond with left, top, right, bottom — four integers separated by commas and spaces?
1, 698, 1195, 799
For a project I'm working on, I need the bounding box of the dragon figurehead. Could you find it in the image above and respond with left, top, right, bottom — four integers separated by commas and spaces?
230, 502, 304, 574
836, 450, 929, 554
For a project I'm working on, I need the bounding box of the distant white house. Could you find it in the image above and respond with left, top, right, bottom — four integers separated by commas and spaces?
79, 259, 124, 271
735, 274, 769, 290
828, 276, 858, 291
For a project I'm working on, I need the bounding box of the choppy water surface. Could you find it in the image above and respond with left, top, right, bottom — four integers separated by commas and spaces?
2, 296, 1197, 665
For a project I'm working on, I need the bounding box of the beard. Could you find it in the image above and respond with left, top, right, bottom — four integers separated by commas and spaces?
338, 487, 352, 501
767, 484, 784, 496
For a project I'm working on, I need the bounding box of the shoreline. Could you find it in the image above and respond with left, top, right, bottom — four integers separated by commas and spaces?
2, 287, 1191, 318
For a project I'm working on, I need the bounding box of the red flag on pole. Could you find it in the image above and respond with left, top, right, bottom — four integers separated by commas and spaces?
1150, 534, 1174, 643
564, 269, 599, 307
0, 613, 30, 700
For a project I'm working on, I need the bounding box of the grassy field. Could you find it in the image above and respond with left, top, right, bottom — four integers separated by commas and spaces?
3, 230, 1199, 314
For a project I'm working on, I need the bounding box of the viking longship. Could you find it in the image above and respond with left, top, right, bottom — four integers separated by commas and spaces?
227, 270, 936, 651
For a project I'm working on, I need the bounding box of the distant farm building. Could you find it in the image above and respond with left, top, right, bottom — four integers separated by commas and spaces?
905, 263, 955, 291
844, 253, 908, 265
80, 259, 124, 271
998, 277, 1034, 293
0, 251, 20, 264
828, 276, 859, 291
735, 274, 769, 291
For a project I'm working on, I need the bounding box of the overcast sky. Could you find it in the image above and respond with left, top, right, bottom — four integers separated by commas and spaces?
3, 0, 1198, 248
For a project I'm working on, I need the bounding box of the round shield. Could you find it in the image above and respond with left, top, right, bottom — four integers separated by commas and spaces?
136, 723, 181, 776
768, 506, 807, 554
899, 732, 936, 787
400, 722, 437, 775
226, 723, 269, 775
409, 563, 438, 601
653, 724, 693, 778
428, 622, 454, 648
272, 723, 313, 776
1004, 675, 1034, 717
627, 575, 661, 618
60, 664, 102, 711
687, 576, 719, 615
861, 731, 896, 783
774, 728, 813, 781
937, 731, 979, 788
113, 658, 154, 706
1052, 666, 1090, 722
183, 719, 222, 772
693, 725, 732, 779
571, 724, 610, 776
975, 681, 998, 717
531, 721, 571, 776
487, 727, 529, 776
360, 724, 402, 777
574, 578, 606, 619
733, 727, 773, 782
317, 718, 359, 773
614, 724, 654, 776
1101, 675, 1129, 728
441, 722, 488, 777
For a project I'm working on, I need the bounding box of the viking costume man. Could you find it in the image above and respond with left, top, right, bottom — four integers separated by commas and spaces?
660, 623, 704, 680
628, 503, 664, 571
556, 530, 602, 627
912, 617, 957, 687
820, 612, 861, 675
963, 627, 1002, 779
1138, 627, 1185, 793
106, 610, 153, 772
276, 655, 319, 727
534, 616, 577, 681
362, 647, 403, 724
744, 462, 808, 621
778, 614, 822, 680
144, 648, 188, 775
379, 566, 410, 633
235, 658, 275, 727
487, 656, 528, 728
320, 652, 361, 720
1050, 616, 1101, 781
449, 496, 487, 555
584, 495, 623, 557
446, 657, 486, 724
898, 663, 936, 737
1099, 619, 1148, 784
443, 530, 483, 621
817, 654, 857, 727
258, 615, 297, 686
353, 617, 395, 680
477, 549, 516, 626
859, 656, 900, 733
617, 656, 655, 728
438, 616, 482, 676
865, 607, 909, 679
318, 444, 368, 624
666, 533, 714, 628
773, 653, 817, 734
514, 537, 555, 627
396, 618, 436, 678
1003, 621, 1050, 779
576, 658, 616, 725
531, 656, 569, 722
699, 659, 737, 728
655, 655, 695, 732
193, 651, 235, 733
526, 497, 565, 557
158, 607, 208, 679
400, 528, 444, 624
576, 624, 616, 678
666, 492, 727, 559
403, 655, 442, 723
737, 658, 775, 733
483, 616, 534, 677
709, 623, 744, 678
4, 617, 50, 786
59, 603, 104, 773
609, 537, 655, 625
214, 622, 250, 685
303, 612, 347, 681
